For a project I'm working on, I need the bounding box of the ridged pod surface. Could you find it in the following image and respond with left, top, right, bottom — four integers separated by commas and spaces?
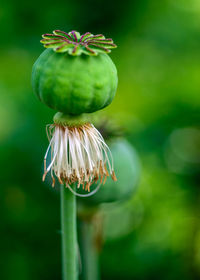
32, 49, 118, 115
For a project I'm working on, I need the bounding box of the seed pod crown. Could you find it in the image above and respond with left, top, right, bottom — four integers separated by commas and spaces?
40, 30, 117, 56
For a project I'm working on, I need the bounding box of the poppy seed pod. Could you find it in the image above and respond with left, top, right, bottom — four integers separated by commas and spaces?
32, 30, 118, 193
78, 139, 140, 205
32, 30, 118, 115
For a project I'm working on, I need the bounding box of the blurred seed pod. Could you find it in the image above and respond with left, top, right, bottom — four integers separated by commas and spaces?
164, 127, 200, 175
78, 138, 141, 207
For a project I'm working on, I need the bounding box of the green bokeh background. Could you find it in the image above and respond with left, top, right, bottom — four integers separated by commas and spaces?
0, 0, 200, 279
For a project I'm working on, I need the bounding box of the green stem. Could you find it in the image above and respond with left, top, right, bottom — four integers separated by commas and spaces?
60, 185, 77, 280
79, 219, 100, 280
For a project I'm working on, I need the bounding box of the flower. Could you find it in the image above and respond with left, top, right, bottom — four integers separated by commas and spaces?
43, 122, 117, 191
40, 30, 117, 56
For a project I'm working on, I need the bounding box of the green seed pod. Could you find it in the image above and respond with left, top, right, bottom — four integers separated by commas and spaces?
32, 30, 118, 115
79, 139, 141, 206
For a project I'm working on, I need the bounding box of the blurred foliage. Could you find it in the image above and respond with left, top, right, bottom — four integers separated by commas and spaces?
0, 0, 200, 279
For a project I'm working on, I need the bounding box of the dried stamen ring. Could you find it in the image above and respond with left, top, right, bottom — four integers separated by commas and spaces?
43, 113, 117, 192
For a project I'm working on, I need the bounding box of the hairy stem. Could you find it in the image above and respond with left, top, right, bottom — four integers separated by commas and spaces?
61, 185, 77, 280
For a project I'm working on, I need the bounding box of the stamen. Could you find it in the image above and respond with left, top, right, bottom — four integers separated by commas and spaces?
111, 171, 117, 181
43, 123, 117, 193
